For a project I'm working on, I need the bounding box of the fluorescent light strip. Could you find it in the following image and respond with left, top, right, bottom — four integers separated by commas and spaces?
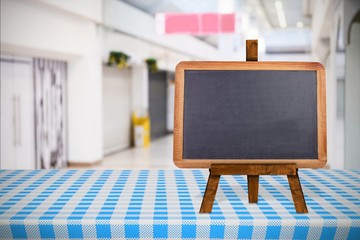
275, 0, 287, 28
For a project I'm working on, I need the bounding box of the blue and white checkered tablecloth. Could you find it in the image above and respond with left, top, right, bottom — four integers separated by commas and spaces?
0, 169, 359, 239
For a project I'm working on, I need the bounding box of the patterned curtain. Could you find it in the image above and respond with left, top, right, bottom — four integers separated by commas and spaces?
33, 58, 67, 169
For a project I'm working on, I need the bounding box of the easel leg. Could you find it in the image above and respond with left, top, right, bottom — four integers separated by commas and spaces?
287, 171, 308, 213
247, 175, 259, 203
199, 173, 220, 213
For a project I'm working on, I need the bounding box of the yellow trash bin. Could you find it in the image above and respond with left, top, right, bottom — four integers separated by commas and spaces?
132, 111, 150, 147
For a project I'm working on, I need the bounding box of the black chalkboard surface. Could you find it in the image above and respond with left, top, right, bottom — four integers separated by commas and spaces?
184, 70, 317, 159
174, 62, 326, 168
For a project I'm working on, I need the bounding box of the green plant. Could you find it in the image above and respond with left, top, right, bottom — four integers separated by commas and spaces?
107, 51, 130, 70
145, 58, 158, 73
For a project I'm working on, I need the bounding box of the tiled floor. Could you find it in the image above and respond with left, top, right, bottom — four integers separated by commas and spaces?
69, 134, 176, 170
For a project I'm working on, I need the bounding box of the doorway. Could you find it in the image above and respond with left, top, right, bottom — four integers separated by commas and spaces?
149, 70, 168, 140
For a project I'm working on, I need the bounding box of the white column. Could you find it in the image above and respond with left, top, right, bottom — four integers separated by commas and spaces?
67, 26, 103, 163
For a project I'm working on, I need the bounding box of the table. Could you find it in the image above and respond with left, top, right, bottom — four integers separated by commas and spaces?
0, 169, 359, 239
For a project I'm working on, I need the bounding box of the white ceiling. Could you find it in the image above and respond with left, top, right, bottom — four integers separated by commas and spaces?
120, 0, 312, 52
260, 0, 311, 28
121, 0, 310, 27
121, 0, 222, 14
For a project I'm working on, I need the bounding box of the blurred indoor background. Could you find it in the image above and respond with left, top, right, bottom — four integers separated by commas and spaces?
1, 0, 359, 170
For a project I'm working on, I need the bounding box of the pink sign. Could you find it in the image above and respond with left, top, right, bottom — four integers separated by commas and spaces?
156, 13, 235, 35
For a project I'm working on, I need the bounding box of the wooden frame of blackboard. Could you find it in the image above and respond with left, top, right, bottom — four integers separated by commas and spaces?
174, 61, 327, 169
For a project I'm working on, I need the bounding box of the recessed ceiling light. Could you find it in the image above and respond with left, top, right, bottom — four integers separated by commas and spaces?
297, 21, 304, 28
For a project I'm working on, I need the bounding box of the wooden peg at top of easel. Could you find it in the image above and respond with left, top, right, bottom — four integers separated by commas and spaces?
246, 40, 258, 61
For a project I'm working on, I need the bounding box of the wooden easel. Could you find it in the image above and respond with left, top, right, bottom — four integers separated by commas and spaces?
199, 40, 308, 214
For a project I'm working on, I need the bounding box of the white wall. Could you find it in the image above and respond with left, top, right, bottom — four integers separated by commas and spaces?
263, 53, 312, 62
1, 0, 103, 164
0, 0, 99, 58
264, 29, 311, 53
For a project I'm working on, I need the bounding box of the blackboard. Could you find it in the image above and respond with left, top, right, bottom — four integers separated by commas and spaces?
174, 62, 327, 168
